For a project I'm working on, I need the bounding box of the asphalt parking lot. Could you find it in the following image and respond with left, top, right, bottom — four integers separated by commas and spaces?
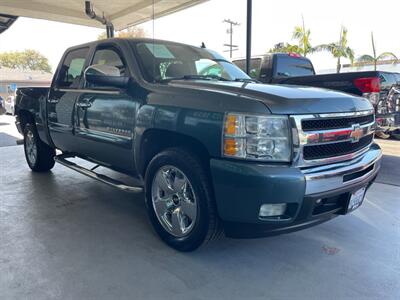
1, 114, 399, 299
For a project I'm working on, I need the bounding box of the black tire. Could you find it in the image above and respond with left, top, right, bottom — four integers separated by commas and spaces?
23, 123, 56, 172
390, 129, 400, 140
145, 148, 221, 252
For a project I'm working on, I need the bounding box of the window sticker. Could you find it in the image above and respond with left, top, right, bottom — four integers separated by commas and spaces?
68, 58, 85, 78
145, 43, 175, 59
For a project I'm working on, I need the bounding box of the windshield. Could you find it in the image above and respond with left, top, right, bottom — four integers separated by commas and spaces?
274, 56, 315, 77
132, 41, 251, 82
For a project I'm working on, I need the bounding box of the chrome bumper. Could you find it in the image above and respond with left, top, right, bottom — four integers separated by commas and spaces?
303, 143, 382, 195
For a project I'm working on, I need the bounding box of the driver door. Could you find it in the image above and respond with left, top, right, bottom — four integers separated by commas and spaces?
74, 46, 140, 173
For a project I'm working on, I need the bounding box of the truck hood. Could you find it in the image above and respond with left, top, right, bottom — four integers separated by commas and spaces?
167, 80, 373, 114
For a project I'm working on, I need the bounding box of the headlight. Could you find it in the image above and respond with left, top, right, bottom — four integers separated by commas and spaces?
223, 113, 291, 162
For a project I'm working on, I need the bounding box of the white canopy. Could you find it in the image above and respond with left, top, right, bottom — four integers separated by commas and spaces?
0, 0, 208, 30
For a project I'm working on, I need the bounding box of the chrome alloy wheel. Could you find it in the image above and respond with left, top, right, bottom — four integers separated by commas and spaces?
151, 166, 197, 237
25, 130, 37, 166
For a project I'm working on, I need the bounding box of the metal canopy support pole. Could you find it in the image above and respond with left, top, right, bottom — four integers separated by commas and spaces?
245, 0, 252, 75
85, 1, 114, 38
106, 23, 114, 38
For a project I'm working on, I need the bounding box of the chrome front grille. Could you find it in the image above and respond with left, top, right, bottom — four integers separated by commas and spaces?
301, 114, 374, 131
291, 110, 375, 167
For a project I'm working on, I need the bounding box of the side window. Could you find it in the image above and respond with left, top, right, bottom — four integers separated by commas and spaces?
57, 48, 89, 88
91, 48, 126, 76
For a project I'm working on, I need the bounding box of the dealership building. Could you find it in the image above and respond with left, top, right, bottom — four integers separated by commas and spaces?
0, 67, 52, 100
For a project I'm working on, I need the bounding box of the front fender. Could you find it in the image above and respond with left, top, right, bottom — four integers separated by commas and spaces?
134, 104, 225, 173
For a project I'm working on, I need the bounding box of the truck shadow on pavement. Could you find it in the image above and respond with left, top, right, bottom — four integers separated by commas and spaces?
376, 154, 400, 186
3, 147, 398, 298
0, 132, 18, 147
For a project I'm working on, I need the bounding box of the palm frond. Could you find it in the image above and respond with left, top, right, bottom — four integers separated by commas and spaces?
345, 47, 355, 64
314, 43, 336, 53
377, 52, 398, 60
292, 26, 303, 40
357, 54, 375, 62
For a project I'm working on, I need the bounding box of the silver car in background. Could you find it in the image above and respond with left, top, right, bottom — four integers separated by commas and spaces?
4, 95, 15, 115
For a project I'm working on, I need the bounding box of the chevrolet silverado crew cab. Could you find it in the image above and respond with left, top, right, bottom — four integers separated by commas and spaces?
15, 39, 382, 251
233, 53, 400, 139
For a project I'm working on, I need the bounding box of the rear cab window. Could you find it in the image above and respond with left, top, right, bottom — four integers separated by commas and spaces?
274, 56, 315, 78
57, 47, 89, 88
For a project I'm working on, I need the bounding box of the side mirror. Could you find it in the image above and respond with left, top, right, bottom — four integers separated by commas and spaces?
84, 64, 129, 88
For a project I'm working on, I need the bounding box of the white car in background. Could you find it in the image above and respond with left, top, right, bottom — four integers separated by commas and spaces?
4, 95, 15, 115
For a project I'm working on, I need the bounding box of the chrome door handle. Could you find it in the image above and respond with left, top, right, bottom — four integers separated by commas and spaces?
76, 101, 92, 108
48, 98, 59, 104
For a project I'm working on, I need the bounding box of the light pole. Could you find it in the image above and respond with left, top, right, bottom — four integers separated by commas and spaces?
246, 0, 252, 75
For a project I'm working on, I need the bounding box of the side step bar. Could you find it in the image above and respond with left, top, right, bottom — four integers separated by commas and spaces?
54, 154, 143, 193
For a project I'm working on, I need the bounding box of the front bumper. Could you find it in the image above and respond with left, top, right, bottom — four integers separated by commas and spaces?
210, 143, 382, 238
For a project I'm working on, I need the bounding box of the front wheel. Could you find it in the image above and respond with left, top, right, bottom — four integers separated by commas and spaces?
24, 124, 56, 172
145, 148, 221, 251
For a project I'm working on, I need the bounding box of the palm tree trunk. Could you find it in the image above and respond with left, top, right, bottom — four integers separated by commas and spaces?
336, 57, 341, 73
302, 15, 307, 57
371, 32, 377, 71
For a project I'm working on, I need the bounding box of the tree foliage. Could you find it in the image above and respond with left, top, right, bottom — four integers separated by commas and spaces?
98, 26, 147, 40
291, 16, 314, 57
0, 49, 52, 73
268, 43, 303, 55
314, 26, 354, 73
356, 32, 398, 70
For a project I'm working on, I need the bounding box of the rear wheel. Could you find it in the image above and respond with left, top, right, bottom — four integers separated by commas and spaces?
24, 124, 56, 172
145, 148, 221, 251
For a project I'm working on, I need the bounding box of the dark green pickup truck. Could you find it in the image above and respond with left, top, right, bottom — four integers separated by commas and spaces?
15, 38, 382, 251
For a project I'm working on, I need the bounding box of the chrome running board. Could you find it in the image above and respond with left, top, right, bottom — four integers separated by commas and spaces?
54, 154, 143, 193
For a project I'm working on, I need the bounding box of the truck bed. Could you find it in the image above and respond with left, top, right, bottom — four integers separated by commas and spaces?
276, 71, 398, 96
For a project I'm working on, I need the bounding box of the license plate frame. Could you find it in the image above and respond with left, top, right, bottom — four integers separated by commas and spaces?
345, 187, 366, 213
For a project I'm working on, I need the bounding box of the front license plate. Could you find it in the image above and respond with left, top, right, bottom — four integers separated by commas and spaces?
347, 187, 366, 212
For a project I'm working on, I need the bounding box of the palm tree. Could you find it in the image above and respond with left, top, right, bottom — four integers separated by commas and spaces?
315, 26, 354, 73
356, 32, 398, 71
268, 43, 302, 55
292, 16, 313, 57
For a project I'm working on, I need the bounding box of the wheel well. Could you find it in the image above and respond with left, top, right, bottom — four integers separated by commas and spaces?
138, 129, 211, 178
18, 110, 35, 131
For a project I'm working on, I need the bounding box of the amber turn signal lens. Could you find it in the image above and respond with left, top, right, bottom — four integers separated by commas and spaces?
223, 138, 238, 156
225, 115, 238, 135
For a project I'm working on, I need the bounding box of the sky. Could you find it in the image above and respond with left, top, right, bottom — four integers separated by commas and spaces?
0, 0, 399, 73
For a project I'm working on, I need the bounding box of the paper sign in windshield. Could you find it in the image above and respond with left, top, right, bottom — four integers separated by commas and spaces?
145, 43, 175, 59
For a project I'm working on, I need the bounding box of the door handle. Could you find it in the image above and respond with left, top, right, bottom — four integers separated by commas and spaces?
76, 101, 92, 108
48, 98, 59, 104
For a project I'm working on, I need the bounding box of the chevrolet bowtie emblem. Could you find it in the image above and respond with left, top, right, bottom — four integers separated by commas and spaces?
350, 124, 363, 143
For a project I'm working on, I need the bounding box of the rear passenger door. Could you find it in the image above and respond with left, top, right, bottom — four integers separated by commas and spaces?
48, 47, 89, 151
74, 45, 140, 172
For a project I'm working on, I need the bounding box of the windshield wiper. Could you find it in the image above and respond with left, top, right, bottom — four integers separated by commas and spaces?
234, 78, 259, 83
